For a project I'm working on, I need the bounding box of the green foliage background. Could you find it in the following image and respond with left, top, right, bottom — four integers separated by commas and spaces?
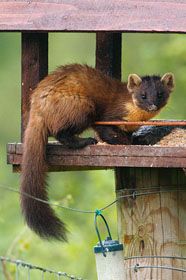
0, 33, 185, 279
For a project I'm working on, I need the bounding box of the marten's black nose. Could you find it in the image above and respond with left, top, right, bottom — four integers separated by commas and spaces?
148, 104, 157, 111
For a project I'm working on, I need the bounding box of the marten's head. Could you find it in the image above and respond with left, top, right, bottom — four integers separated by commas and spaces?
127, 73, 175, 112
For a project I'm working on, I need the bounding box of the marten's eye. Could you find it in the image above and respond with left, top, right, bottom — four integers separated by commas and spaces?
141, 93, 147, 99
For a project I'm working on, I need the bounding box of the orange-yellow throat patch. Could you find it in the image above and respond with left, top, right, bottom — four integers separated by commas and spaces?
120, 102, 160, 132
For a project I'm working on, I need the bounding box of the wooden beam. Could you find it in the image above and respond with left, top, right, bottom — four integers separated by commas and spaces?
1, 1, 186, 32
21, 32, 48, 138
116, 167, 186, 279
7, 143, 186, 170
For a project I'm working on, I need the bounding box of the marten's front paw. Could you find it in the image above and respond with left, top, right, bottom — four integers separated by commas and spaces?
66, 137, 97, 149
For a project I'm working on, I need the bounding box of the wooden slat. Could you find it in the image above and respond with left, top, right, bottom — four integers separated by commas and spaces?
7, 143, 186, 158
21, 33, 48, 138
1, 1, 186, 32
7, 143, 186, 170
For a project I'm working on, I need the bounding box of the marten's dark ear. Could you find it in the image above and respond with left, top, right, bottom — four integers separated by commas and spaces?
161, 73, 175, 91
127, 74, 142, 92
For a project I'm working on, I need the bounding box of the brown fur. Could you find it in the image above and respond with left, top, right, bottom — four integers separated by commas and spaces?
21, 64, 174, 240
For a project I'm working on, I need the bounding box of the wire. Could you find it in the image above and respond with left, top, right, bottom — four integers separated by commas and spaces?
0, 184, 95, 214
0, 256, 85, 280
130, 264, 186, 273
2, 256, 186, 278
124, 255, 186, 261
101, 188, 186, 211
0, 184, 185, 215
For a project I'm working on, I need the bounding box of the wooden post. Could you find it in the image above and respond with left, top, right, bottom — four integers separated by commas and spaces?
21, 32, 48, 139
96, 32, 121, 79
115, 167, 186, 279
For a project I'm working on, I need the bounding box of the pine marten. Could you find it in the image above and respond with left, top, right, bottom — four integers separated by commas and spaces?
21, 64, 175, 241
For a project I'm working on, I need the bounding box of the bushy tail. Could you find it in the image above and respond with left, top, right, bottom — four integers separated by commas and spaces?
21, 115, 67, 241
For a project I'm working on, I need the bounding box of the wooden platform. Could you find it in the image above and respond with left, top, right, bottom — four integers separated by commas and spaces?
1, 1, 186, 32
7, 142, 186, 172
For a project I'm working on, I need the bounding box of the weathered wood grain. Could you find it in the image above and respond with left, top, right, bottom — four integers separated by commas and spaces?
116, 168, 186, 279
21, 33, 48, 138
0, 1, 186, 32
7, 143, 186, 170
7, 142, 186, 158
